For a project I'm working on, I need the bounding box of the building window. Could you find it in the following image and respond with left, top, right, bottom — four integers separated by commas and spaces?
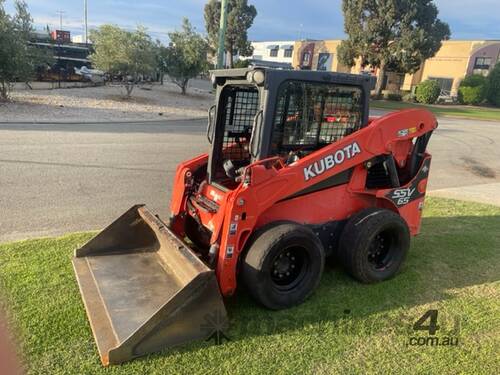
284, 47, 293, 58
474, 57, 492, 69
428, 77, 453, 94
473, 57, 492, 76
317, 53, 333, 71
269, 47, 278, 57
472, 69, 489, 76
302, 51, 311, 66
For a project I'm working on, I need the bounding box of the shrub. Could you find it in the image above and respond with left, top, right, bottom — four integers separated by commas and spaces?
383, 92, 402, 101
458, 86, 485, 105
415, 80, 441, 104
458, 74, 486, 105
403, 92, 416, 102
486, 63, 500, 107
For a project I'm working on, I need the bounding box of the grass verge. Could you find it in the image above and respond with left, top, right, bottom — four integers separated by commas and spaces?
371, 100, 500, 121
0, 198, 499, 374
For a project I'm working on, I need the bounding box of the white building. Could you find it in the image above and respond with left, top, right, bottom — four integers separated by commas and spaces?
247, 41, 295, 65
71, 35, 91, 44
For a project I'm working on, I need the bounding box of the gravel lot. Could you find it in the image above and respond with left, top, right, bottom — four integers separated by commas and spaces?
0, 82, 213, 122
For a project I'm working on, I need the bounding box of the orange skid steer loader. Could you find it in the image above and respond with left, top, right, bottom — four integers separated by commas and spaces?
73, 68, 437, 365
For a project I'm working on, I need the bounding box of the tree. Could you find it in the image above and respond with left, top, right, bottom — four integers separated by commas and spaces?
338, 0, 450, 96
204, 0, 257, 68
159, 18, 209, 95
89, 25, 156, 97
0, 0, 51, 100
486, 63, 500, 107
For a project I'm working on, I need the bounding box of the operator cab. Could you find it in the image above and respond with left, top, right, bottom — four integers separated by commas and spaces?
209, 81, 260, 188
206, 68, 375, 190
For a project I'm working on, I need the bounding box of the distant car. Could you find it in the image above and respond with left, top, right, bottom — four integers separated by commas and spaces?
74, 66, 105, 83
245, 59, 293, 70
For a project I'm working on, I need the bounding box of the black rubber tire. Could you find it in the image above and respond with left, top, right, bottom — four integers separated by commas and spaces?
242, 223, 325, 310
338, 208, 410, 283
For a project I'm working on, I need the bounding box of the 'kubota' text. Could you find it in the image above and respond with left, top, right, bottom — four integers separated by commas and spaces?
303, 142, 362, 181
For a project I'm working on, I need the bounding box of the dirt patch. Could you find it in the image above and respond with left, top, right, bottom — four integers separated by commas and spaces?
103, 94, 160, 105
0, 82, 213, 122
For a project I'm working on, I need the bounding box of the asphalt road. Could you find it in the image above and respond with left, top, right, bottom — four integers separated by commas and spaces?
1, 116, 500, 243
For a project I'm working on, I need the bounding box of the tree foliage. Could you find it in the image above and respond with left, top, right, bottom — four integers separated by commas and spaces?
486, 63, 500, 107
415, 80, 440, 104
338, 0, 450, 95
460, 74, 486, 88
458, 75, 486, 105
89, 25, 156, 97
232, 59, 250, 68
0, 0, 52, 100
204, 0, 257, 68
159, 18, 209, 95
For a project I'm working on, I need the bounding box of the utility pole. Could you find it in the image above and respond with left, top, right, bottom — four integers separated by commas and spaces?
216, 0, 228, 69
55, 10, 65, 88
84, 0, 88, 44
56, 10, 65, 30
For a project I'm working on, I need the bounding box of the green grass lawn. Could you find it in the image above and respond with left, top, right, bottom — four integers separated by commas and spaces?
371, 100, 500, 121
0, 198, 499, 374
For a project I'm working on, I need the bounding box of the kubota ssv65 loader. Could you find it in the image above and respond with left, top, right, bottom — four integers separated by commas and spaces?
73, 68, 436, 365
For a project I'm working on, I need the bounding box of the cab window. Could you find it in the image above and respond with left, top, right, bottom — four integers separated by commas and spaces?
271, 81, 363, 155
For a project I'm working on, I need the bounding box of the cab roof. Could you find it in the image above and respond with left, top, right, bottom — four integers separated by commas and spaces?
210, 67, 376, 90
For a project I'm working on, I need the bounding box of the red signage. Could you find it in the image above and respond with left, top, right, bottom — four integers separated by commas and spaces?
50, 30, 71, 43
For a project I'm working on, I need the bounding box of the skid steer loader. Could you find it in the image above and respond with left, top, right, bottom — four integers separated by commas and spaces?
73, 68, 437, 365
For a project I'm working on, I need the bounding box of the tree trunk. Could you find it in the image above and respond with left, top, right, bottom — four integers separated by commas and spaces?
125, 83, 134, 97
0, 82, 8, 101
181, 79, 189, 95
228, 47, 234, 69
374, 62, 386, 98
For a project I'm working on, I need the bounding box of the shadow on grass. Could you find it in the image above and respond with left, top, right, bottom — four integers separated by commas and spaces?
133, 212, 500, 363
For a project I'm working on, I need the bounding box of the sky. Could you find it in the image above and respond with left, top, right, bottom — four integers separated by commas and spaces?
3, 0, 500, 43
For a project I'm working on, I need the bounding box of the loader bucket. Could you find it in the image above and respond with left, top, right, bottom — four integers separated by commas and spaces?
72, 205, 227, 366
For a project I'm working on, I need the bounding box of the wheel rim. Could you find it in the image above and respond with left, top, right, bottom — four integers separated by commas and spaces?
270, 245, 309, 291
367, 229, 396, 271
